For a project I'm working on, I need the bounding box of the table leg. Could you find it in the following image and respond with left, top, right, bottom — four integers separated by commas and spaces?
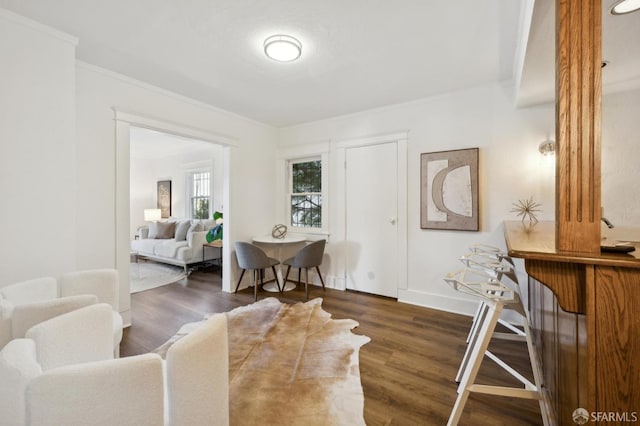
262, 243, 296, 292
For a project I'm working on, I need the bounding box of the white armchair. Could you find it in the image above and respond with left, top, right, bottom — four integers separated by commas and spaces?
165, 313, 229, 426
0, 338, 41, 426
59, 269, 124, 357
0, 278, 97, 350
1, 278, 59, 348
0, 303, 231, 426
11, 295, 98, 342
27, 354, 164, 426
0, 278, 57, 305
25, 302, 115, 370
0, 304, 164, 426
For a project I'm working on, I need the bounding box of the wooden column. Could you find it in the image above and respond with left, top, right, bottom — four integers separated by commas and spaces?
555, 0, 602, 253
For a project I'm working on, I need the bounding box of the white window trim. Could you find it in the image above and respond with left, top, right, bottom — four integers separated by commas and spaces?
184, 160, 213, 219
277, 142, 330, 238
288, 156, 323, 230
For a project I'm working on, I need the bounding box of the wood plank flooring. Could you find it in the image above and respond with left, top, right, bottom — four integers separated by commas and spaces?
120, 266, 543, 425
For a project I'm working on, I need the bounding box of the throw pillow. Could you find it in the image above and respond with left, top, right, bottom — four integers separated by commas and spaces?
187, 222, 203, 237
155, 221, 176, 239
148, 222, 159, 239
175, 220, 191, 241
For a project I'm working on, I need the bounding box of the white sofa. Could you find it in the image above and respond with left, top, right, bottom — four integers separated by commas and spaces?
131, 218, 220, 273
0, 304, 229, 426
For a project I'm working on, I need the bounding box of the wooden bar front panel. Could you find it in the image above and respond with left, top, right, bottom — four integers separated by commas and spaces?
529, 276, 588, 424
589, 266, 640, 415
506, 221, 640, 424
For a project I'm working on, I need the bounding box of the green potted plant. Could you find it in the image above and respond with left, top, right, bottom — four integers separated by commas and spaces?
206, 211, 223, 243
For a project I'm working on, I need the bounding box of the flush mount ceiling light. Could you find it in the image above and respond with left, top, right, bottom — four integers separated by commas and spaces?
264, 35, 302, 62
610, 0, 640, 15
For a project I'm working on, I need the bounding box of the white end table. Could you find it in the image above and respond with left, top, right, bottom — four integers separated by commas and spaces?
252, 234, 306, 292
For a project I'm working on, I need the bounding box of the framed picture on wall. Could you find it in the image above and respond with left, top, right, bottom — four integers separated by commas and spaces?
157, 180, 172, 219
420, 148, 479, 231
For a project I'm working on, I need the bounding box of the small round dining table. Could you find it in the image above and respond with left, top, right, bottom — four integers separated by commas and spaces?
252, 234, 306, 292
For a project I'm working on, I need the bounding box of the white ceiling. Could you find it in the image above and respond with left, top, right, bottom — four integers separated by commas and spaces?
0, 0, 524, 127
4, 1, 636, 126
129, 126, 214, 160
517, 0, 640, 106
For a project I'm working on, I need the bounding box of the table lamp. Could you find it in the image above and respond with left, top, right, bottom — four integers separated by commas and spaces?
144, 208, 161, 222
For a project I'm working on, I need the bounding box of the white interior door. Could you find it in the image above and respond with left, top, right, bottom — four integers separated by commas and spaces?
345, 142, 399, 297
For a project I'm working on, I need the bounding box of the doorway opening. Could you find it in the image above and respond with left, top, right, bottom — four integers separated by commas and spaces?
114, 110, 233, 326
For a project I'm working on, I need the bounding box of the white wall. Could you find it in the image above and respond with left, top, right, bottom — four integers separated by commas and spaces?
130, 156, 156, 237
278, 82, 556, 315
129, 143, 223, 237
0, 10, 78, 286
3, 6, 638, 321
602, 88, 640, 236
0, 5, 280, 319
75, 63, 279, 323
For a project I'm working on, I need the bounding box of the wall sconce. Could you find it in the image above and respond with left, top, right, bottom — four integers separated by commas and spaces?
144, 208, 162, 222
538, 140, 556, 157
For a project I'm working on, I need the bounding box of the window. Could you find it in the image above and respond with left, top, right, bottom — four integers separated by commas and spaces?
289, 159, 322, 228
189, 171, 210, 219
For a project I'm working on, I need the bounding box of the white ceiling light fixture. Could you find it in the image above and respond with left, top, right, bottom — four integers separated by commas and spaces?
610, 0, 640, 15
264, 35, 302, 62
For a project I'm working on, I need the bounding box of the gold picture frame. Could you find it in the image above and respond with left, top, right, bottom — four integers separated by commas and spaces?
157, 180, 172, 219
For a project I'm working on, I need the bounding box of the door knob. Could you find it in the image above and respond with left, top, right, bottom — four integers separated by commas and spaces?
389, 217, 396, 225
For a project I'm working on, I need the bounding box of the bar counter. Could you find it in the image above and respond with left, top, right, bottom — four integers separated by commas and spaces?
504, 221, 640, 425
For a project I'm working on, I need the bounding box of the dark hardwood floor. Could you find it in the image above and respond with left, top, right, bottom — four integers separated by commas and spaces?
121, 265, 543, 425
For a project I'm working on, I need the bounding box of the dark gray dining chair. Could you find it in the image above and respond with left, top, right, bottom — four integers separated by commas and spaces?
234, 241, 281, 300
282, 239, 326, 300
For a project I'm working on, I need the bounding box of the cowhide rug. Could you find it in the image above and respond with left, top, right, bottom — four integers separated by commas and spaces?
154, 297, 370, 426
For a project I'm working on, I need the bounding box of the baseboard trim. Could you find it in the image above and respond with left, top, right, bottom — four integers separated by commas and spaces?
121, 309, 132, 328
397, 289, 524, 325
397, 289, 479, 317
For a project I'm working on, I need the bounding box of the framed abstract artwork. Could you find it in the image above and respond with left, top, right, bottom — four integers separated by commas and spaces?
420, 148, 479, 231
157, 180, 172, 219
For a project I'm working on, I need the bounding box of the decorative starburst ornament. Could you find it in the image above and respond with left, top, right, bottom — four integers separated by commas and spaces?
510, 197, 542, 223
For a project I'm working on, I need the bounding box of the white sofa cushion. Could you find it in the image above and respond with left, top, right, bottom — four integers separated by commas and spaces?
131, 238, 158, 254
155, 239, 189, 259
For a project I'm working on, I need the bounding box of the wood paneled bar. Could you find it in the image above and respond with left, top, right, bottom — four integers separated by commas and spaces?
504, 0, 640, 424
504, 221, 640, 424
555, 0, 602, 254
